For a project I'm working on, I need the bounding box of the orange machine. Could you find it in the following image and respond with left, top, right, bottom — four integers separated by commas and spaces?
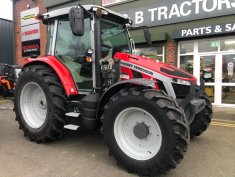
0, 64, 22, 97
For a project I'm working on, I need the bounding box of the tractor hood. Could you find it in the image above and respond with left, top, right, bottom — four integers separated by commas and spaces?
115, 52, 197, 84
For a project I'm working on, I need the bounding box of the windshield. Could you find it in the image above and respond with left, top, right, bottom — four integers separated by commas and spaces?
101, 18, 131, 58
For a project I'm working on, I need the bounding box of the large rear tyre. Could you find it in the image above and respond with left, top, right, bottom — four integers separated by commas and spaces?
190, 93, 212, 138
101, 87, 189, 176
14, 65, 67, 143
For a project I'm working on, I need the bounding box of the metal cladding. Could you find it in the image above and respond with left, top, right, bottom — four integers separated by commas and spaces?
0, 19, 13, 64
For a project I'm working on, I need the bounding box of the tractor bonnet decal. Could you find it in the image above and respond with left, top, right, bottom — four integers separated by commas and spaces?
120, 61, 154, 76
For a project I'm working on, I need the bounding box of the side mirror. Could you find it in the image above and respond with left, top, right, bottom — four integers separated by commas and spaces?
69, 6, 84, 36
144, 28, 152, 47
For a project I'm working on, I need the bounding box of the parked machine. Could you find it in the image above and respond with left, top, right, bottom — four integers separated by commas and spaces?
0, 64, 22, 97
14, 5, 212, 176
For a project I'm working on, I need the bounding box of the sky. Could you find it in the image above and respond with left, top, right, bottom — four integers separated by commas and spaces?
0, 0, 13, 20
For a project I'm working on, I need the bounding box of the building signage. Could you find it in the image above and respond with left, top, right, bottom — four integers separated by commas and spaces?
172, 22, 235, 39
22, 39, 40, 57
21, 23, 40, 42
121, 0, 235, 27
20, 7, 40, 57
20, 7, 39, 27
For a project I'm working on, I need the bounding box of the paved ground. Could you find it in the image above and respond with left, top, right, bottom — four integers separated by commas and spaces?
0, 100, 234, 177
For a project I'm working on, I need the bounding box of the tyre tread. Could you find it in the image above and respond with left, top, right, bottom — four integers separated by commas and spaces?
101, 87, 189, 176
14, 65, 67, 142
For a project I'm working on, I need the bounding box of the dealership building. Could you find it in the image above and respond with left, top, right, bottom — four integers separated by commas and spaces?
14, 0, 235, 106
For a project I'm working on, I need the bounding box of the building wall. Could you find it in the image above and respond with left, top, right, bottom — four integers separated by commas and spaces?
15, 0, 176, 64
14, 0, 47, 64
15, 0, 235, 65
0, 19, 13, 64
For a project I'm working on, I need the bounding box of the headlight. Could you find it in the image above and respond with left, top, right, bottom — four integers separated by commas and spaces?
170, 78, 191, 85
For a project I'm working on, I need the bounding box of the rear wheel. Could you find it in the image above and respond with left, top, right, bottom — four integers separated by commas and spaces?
190, 93, 212, 138
101, 87, 189, 176
14, 65, 67, 143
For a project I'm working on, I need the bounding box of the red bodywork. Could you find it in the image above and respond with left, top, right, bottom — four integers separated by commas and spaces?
115, 52, 197, 84
24, 56, 78, 95
24, 53, 197, 96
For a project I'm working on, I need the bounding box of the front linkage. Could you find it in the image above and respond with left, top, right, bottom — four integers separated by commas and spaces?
178, 80, 212, 138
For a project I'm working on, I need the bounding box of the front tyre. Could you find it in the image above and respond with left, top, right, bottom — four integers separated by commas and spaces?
190, 92, 212, 138
14, 65, 67, 143
101, 87, 189, 176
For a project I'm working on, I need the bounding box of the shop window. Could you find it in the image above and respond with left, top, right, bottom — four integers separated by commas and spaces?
198, 40, 219, 53
180, 42, 194, 54
220, 38, 235, 51
179, 41, 194, 75
179, 55, 193, 75
222, 54, 235, 83
200, 55, 215, 83
135, 46, 165, 62
205, 86, 214, 103
222, 86, 235, 104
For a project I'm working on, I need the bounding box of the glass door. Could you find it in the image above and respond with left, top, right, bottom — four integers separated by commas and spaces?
221, 54, 235, 104
196, 55, 217, 103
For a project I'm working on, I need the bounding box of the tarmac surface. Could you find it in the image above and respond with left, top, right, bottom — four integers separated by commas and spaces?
0, 99, 234, 177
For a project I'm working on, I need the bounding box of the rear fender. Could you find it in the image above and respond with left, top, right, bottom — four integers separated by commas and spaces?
23, 56, 78, 96
96, 78, 155, 119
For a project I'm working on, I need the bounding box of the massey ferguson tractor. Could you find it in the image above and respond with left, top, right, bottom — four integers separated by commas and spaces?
14, 5, 212, 177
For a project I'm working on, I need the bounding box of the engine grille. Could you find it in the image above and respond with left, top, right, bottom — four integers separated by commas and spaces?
160, 66, 193, 79
172, 83, 190, 99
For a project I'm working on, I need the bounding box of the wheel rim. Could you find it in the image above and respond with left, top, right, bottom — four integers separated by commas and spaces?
114, 107, 162, 161
20, 82, 47, 129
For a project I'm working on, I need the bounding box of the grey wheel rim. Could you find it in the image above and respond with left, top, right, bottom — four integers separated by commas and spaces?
20, 82, 47, 129
114, 107, 162, 161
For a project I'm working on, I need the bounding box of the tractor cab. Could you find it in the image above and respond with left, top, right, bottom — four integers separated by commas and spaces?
41, 5, 132, 93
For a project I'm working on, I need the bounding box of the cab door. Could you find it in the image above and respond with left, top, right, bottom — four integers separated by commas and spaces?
54, 17, 93, 92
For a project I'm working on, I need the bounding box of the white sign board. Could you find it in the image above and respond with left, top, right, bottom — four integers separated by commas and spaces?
21, 23, 40, 42
20, 7, 40, 57
20, 7, 39, 27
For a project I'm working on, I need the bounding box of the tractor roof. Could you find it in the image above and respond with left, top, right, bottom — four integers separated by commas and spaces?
42, 5, 132, 24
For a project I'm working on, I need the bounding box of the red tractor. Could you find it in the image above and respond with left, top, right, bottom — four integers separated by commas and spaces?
14, 5, 212, 177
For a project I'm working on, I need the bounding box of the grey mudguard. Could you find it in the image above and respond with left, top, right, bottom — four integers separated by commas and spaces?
120, 60, 176, 99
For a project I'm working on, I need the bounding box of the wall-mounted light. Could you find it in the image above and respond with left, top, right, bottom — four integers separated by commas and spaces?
27, 3, 30, 9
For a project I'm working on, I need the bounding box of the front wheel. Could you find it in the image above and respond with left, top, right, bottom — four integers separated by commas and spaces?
101, 87, 189, 176
190, 93, 212, 138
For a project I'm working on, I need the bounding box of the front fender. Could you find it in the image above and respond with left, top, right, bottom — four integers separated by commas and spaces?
24, 56, 78, 96
96, 78, 155, 118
